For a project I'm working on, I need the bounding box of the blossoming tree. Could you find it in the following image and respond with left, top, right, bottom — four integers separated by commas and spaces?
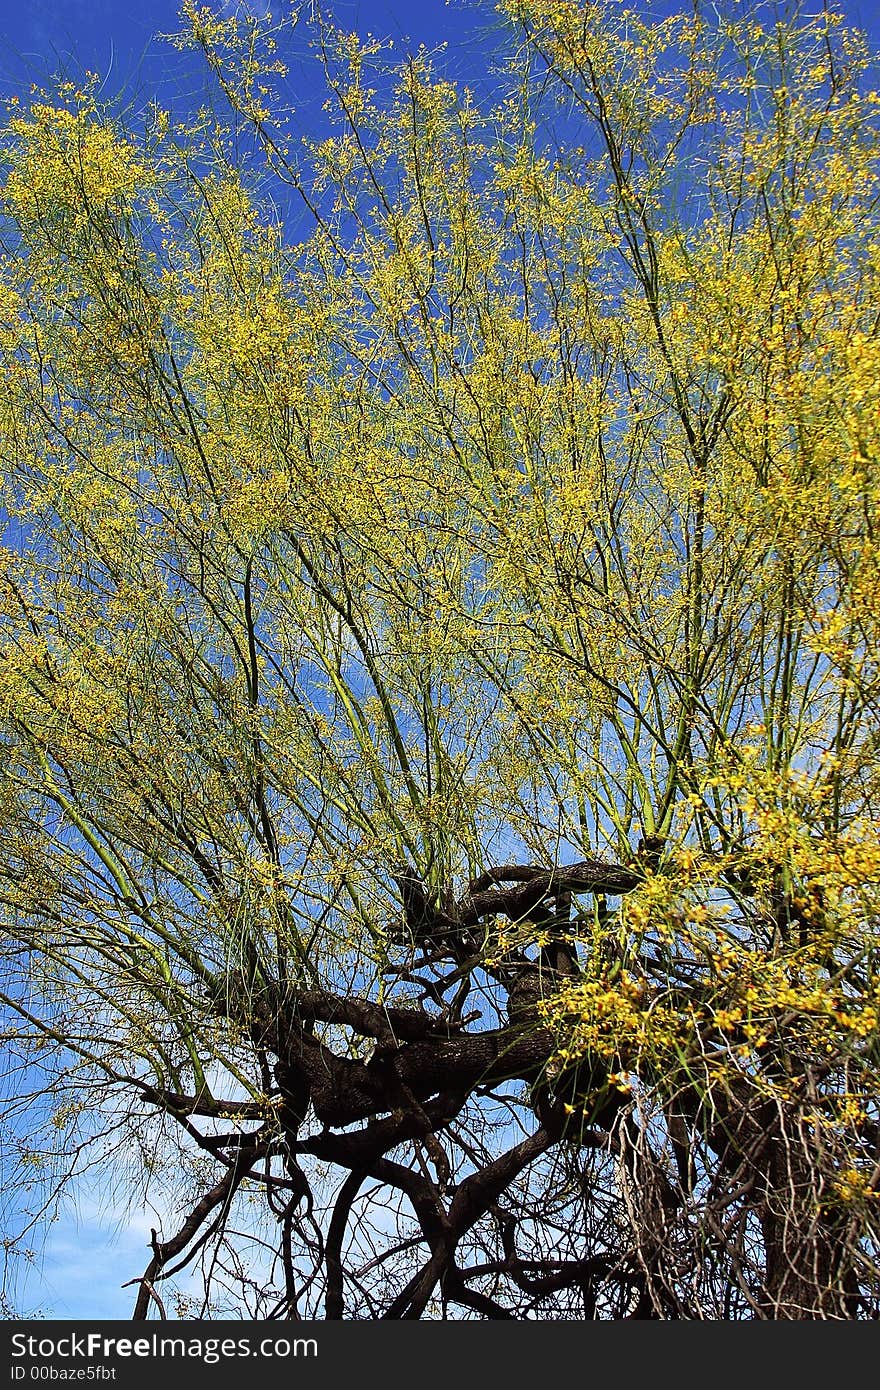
0, 0, 878, 1318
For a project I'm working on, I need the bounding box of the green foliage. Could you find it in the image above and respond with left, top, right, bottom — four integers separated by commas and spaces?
0, 0, 878, 1318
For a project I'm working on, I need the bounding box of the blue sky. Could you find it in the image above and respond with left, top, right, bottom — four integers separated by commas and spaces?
0, 1, 500, 117
1, 0, 879, 1323
1, 0, 878, 109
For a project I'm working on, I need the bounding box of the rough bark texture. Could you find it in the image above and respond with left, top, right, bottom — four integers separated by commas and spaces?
129, 858, 872, 1320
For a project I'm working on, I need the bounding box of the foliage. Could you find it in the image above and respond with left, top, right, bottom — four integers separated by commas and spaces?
0, 0, 878, 1318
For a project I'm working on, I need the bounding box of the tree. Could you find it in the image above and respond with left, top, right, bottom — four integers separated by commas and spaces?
0, 0, 878, 1320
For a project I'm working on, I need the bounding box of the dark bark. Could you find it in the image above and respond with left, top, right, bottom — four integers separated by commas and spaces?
128, 858, 873, 1320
